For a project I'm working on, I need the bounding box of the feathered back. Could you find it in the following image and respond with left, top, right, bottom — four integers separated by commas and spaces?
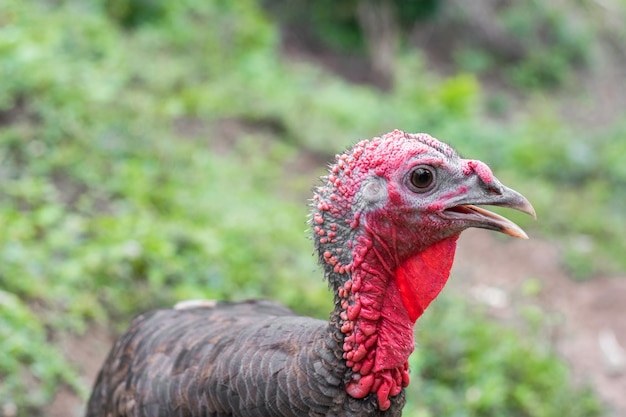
86, 300, 406, 417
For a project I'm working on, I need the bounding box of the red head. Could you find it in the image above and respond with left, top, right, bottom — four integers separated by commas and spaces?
312, 130, 534, 410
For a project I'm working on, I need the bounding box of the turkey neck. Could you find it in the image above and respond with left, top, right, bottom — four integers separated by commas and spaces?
322, 221, 459, 411
311, 139, 461, 411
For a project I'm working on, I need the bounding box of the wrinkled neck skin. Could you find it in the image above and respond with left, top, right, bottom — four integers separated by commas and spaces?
321, 212, 459, 411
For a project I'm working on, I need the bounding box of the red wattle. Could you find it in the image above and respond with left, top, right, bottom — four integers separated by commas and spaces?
346, 374, 375, 399
394, 236, 459, 322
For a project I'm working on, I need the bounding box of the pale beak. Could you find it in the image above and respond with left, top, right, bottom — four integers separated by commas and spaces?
441, 182, 536, 239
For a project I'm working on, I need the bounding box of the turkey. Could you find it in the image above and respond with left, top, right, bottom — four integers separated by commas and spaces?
86, 130, 535, 417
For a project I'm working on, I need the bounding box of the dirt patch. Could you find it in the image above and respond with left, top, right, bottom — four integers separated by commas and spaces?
452, 229, 626, 416
47, 326, 115, 417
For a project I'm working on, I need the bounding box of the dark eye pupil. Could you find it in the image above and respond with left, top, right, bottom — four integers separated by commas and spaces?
410, 168, 433, 189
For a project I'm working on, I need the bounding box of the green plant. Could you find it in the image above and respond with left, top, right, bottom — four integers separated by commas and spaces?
405, 297, 603, 417
0, 291, 84, 412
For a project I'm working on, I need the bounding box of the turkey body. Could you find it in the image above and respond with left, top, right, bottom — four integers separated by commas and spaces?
86, 300, 405, 417
86, 131, 534, 417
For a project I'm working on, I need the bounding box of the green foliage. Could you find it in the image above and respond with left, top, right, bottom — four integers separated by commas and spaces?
451, 2, 592, 89
406, 298, 603, 417
104, 0, 171, 28
0, 290, 85, 412
262, 0, 440, 52
505, 108, 625, 277
265, 1, 592, 90
0, 0, 619, 415
499, 2, 591, 89
0, 0, 323, 411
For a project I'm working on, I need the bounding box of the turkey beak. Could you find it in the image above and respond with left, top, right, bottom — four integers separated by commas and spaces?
442, 180, 536, 239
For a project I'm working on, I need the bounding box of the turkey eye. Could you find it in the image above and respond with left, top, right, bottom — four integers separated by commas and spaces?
409, 167, 434, 191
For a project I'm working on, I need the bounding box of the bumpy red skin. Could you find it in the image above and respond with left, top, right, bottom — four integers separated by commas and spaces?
312, 130, 494, 410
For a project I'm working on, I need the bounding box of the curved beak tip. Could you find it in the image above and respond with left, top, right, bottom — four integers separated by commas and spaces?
499, 192, 536, 238
519, 198, 537, 220
512, 226, 530, 240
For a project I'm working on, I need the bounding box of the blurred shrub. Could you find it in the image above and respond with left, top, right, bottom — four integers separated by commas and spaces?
446, 1, 592, 90
0, 0, 320, 411
406, 297, 604, 417
104, 0, 170, 28
500, 2, 591, 89
261, 0, 440, 52
0, 291, 85, 413
261, 0, 592, 90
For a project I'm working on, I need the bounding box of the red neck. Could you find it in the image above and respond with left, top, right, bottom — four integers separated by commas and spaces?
339, 236, 458, 410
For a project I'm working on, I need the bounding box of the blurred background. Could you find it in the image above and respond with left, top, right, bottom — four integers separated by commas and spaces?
1, 0, 625, 416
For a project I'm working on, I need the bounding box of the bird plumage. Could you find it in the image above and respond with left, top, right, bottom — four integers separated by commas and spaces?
87, 130, 534, 417
87, 300, 401, 417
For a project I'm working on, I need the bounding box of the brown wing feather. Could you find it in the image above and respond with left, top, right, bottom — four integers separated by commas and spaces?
87, 300, 406, 417
86, 300, 340, 417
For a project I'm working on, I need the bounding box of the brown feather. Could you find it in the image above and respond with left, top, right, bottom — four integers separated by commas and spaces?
86, 300, 401, 417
